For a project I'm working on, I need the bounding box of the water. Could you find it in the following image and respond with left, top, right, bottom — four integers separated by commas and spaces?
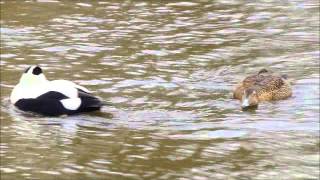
0, 0, 319, 179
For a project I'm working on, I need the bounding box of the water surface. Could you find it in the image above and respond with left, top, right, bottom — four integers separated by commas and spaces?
0, 0, 319, 179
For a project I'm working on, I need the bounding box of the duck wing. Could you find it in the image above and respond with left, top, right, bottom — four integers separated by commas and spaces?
256, 75, 284, 91
242, 74, 283, 89
14, 91, 70, 116
47, 80, 103, 112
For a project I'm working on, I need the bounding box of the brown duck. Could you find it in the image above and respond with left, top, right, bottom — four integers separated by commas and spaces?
233, 69, 292, 110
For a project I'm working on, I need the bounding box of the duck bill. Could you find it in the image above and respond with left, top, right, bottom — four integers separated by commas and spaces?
241, 99, 258, 111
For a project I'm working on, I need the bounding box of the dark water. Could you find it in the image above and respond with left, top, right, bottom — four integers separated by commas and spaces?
0, 0, 319, 179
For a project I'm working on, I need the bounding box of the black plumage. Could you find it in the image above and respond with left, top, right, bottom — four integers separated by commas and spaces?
15, 91, 102, 116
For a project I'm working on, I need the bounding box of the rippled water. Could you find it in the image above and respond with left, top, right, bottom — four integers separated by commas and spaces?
1, 0, 319, 179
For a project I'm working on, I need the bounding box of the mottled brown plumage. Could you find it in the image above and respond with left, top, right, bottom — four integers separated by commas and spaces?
233, 69, 292, 109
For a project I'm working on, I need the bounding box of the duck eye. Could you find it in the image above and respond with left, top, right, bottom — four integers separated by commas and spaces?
32, 66, 42, 75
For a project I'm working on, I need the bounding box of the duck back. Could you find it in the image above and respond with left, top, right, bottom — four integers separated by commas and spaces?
234, 73, 292, 101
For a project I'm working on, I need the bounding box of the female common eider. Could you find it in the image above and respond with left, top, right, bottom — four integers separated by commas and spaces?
233, 68, 292, 110
10, 66, 105, 116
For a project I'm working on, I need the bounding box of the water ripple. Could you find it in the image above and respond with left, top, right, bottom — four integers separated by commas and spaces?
0, 0, 319, 179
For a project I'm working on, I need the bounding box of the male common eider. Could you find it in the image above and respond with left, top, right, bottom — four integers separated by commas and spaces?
10, 66, 104, 116
233, 68, 292, 110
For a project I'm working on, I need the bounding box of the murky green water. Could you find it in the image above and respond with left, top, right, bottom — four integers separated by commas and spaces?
0, 0, 319, 179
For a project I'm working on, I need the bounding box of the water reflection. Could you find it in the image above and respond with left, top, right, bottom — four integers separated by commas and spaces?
1, 0, 319, 179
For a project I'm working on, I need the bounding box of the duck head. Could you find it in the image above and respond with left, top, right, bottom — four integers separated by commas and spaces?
241, 88, 259, 110
19, 65, 47, 86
